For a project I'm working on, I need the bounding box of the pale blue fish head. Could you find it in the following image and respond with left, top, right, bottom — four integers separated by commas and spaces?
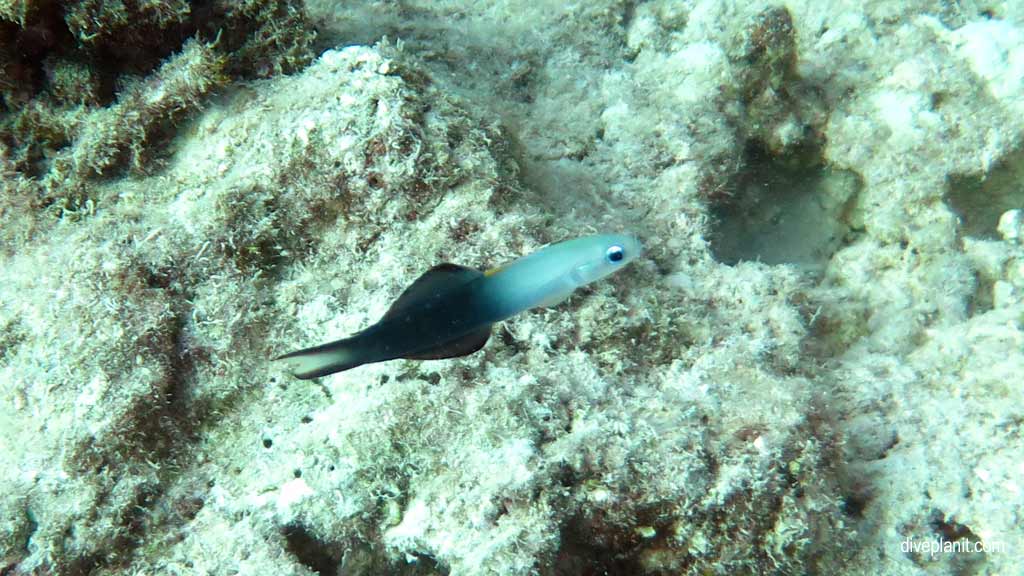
567, 233, 643, 286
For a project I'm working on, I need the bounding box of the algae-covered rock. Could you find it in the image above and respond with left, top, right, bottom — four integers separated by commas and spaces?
0, 0, 315, 216
2, 1, 1023, 575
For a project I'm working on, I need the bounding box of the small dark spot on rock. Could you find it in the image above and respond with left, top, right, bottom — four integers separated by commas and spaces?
175, 496, 205, 521
262, 438, 273, 449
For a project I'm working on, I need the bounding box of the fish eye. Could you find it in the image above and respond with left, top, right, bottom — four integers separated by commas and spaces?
605, 245, 625, 263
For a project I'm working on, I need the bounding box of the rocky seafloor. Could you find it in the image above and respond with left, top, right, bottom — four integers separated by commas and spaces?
1, 1, 1022, 574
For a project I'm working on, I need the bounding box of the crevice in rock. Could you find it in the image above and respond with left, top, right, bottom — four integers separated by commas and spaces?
283, 523, 342, 575
708, 140, 863, 273
946, 146, 1024, 239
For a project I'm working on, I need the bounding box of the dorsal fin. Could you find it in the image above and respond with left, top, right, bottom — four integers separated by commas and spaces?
383, 263, 483, 321
402, 326, 492, 360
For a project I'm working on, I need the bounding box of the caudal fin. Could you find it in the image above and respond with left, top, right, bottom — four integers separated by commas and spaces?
274, 337, 366, 379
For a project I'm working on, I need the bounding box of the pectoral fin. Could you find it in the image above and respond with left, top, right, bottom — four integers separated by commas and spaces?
535, 287, 575, 308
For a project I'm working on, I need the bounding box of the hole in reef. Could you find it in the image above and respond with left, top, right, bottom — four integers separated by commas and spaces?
840, 482, 873, 519
968, 270, 995, 316
946, 146, 1024, 239
708, 140, 863, 273
930, 512, 980, 543
283, 524, 342, 575
923, 510, 988, 572
283, 525, 449, 576
551, 504, 677, 576
553, 516, 645, 576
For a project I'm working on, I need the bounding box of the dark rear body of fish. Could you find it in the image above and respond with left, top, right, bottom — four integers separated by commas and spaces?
277, 265, 497, 378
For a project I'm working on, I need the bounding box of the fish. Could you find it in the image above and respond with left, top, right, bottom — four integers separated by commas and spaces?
275, 233, 642, 378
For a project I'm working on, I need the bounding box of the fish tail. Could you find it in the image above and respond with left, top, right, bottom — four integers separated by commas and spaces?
274, 337, 367, 379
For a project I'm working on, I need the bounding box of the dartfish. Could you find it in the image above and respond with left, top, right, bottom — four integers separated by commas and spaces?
276, 233, 642, 379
